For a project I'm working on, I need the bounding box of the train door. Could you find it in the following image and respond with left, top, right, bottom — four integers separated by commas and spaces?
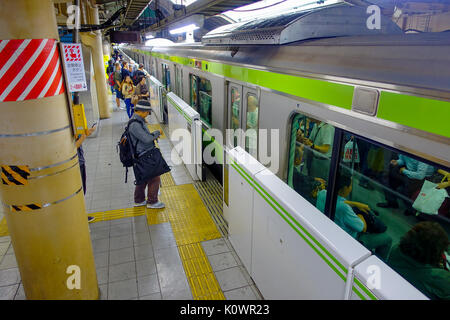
227, 83, 259, 158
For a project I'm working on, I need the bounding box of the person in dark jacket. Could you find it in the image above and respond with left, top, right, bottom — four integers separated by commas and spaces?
128, 100, 165, 209
388, 221, 449, 300
135, 76, 149, 101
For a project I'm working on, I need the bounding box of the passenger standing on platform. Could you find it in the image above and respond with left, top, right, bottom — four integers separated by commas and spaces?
122, 75, 135, 118
121, 61, 130, 83
135, 76, 150, 101
135, 64, 148, 81
76, 125, 97, 222
113, 62, 122, 109
128, 100, 170, 209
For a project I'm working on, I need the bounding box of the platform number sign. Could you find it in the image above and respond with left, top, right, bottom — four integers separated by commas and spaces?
60, 43, 87, 92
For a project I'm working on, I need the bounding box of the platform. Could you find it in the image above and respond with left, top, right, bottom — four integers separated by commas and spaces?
0, 97, 262, 300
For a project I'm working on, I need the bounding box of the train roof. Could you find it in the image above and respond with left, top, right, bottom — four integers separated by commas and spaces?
201, 3, 402, 46
144, 32, 450, 97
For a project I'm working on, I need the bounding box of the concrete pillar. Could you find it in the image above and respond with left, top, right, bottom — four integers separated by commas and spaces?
0, 0, 98, 299
80, 0, 111, 119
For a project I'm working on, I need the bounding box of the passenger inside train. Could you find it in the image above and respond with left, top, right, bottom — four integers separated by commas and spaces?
288, 112, 450, 298
388, 222, 449, 300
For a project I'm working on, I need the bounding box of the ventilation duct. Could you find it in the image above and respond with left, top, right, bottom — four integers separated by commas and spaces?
202, 3, 402, 45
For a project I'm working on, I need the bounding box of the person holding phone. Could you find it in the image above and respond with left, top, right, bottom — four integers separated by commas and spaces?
76, 123, 97, 222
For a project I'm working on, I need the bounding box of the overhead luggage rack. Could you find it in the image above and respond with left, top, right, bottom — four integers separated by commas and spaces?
202, 3, 402, 45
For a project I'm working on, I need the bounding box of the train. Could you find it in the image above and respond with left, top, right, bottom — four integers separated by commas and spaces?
119, 3, 450, 300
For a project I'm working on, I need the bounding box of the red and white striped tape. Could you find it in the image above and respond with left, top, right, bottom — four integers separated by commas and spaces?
0, 39, 65, 102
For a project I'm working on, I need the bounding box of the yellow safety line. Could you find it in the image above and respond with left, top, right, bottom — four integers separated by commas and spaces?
160, 172, 175, 187
89, 183, 224, 300
0, 217, 8, 237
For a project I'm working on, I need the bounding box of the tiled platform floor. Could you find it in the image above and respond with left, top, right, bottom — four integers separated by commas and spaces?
0, 97, 263, 300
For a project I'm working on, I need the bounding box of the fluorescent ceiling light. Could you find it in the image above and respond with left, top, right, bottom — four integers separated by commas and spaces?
169, 24, 199, 35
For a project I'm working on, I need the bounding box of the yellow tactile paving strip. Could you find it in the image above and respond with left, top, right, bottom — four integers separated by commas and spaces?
89, 182, 224, 300
160, 172, 175, 187
89, 206, 147, 221
179, 242, 225, 300
0, 217, 8, 237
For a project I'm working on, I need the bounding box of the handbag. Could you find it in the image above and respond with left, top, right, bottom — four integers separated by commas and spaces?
131, 95, 139, 106
412, 180, 448, 215
353, 207, 387, 234
343, 139, 360, 163
133, 148, 171, 185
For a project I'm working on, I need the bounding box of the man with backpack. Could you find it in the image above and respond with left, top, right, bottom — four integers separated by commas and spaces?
119, 100, 170, 209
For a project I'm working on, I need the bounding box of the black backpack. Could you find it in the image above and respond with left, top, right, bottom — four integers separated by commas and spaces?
117, 119, 139, 183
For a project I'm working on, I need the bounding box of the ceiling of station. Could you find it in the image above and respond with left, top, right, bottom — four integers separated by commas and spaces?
140, 0, 256, 32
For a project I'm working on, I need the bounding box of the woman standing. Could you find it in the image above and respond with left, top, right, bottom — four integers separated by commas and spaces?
122, 75, 135, 118
135, 76, 150, 100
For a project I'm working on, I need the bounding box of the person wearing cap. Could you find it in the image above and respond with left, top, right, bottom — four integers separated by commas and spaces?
128, 100, 167, 209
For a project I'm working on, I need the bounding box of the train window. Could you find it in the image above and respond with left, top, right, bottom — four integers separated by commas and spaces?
189, 74, 212, 126
230, 87, 240, 147
287, 113, 335, 210
245, 94, 259, 156
330, 133, 450, 299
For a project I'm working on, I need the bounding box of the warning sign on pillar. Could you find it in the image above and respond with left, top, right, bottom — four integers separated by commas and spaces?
60, 43, 87, 92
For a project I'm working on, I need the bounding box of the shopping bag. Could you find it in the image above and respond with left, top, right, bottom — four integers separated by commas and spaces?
412, 180, 448, 215
343, 139, 360, 163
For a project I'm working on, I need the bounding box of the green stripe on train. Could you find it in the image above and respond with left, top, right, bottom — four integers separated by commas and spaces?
150, 51, 450, 138
378, 91, 450, 138
231, 160, 348, 276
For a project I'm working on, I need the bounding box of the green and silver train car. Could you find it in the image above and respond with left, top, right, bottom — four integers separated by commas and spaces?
122, 3, 450, 300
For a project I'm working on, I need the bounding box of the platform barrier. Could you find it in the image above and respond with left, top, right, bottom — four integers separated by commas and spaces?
149, 76, 165, 123
167, 92, 203, 181
224, 146, 428, 300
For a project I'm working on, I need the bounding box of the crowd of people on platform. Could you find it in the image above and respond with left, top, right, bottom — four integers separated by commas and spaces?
107, 49, 170, 210
106, 50, 150, 118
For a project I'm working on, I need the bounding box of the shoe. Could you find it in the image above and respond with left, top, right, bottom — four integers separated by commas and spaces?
377, 202, 399, 209
147, 201, 165, 209
134, 201, 146, 207
88, 216, 95, 223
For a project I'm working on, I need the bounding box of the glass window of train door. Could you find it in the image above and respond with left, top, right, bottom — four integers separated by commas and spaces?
243, 89, 259, 158
161, 63, 166, 88
227, 84, 242, 149
198, 77, 212, 126
287, 112, 336, 211
174, 65, 178, 95
177, 66, 183, 99
189, 74, 199, 111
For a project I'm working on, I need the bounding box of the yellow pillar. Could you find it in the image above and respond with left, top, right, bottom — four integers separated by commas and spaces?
80, 0, 111, 119
0, 0, 98, 299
